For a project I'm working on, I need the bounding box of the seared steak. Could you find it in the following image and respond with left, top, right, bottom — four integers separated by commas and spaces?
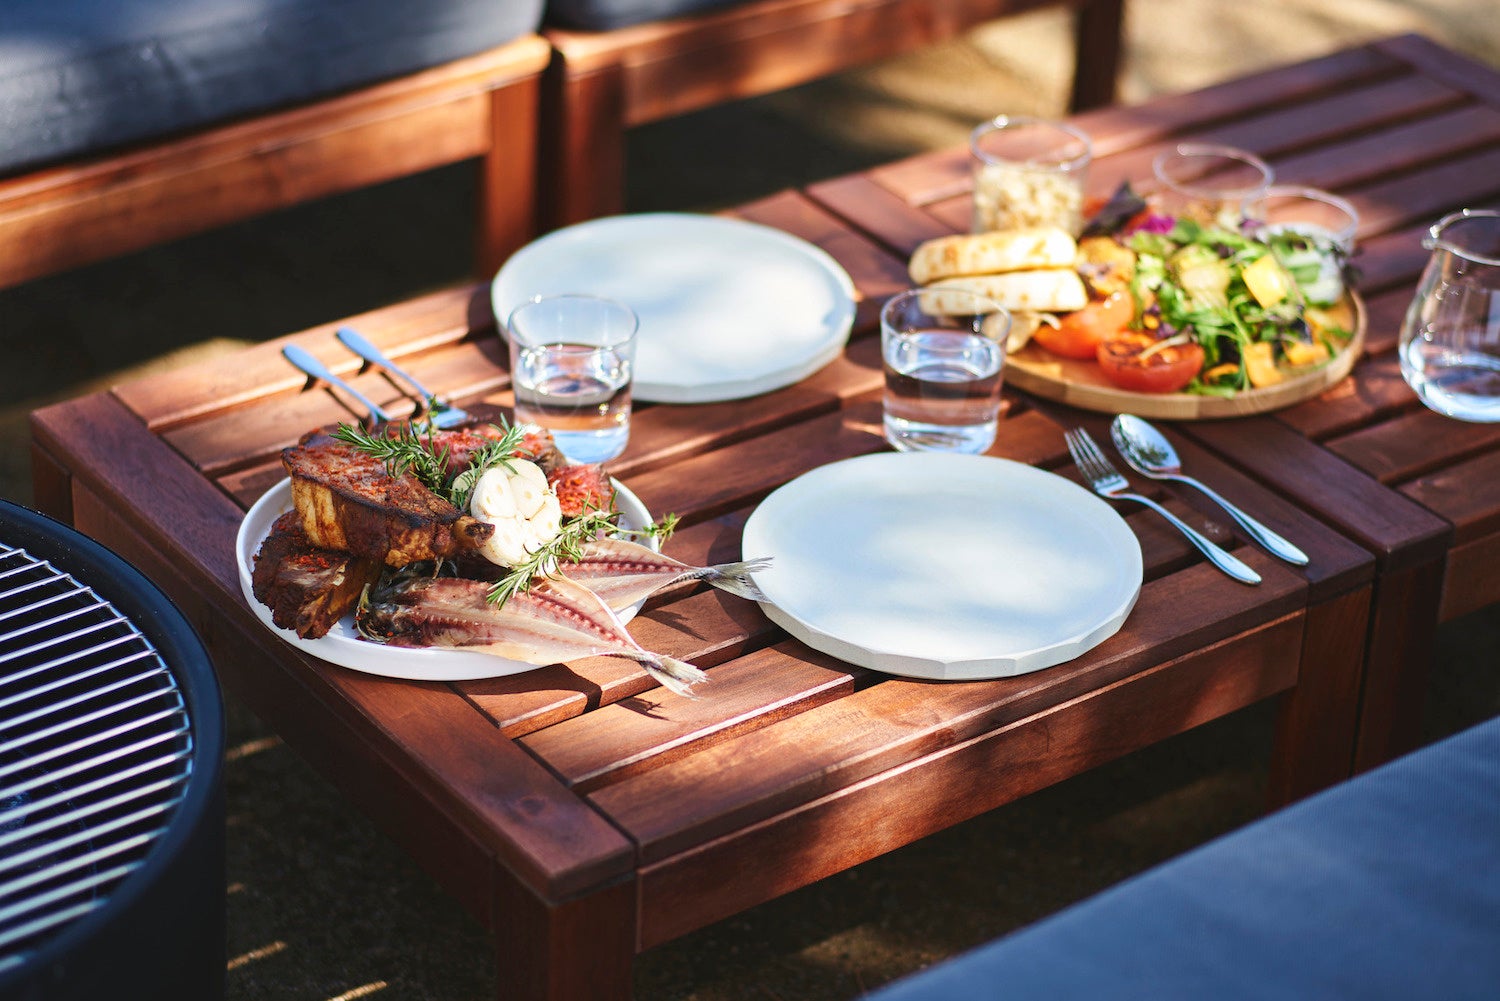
251, 511, 382, 638
282, 433, 493, 566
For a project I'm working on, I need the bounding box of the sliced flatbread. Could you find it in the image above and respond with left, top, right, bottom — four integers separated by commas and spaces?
921, 270, 1088, 314
909, 227, 1078, 284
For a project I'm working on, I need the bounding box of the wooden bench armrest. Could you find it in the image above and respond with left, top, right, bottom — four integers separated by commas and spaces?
0, 35, 551, 289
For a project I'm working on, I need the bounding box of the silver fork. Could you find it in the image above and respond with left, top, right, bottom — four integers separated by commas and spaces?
335, 325, 470, 428
1065, 427, 1261, 586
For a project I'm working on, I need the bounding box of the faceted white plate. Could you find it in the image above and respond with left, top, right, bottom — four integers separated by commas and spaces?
491, 213, 857, 404
741, 453, 1143, 680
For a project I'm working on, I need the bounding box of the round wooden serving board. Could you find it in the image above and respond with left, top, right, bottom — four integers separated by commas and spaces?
1004, 292, 1366, 420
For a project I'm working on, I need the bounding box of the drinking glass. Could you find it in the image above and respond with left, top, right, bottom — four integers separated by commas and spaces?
1262, 185, 1359, 251
1259, 184, 1360, 305
881, 287, 1011, 454
1398, 209, 1500, 423
969, 115, 1092, 236
1151, 143, 1273, 228
506, 294, 639, 462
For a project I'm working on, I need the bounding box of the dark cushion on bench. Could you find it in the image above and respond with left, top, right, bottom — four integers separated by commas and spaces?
0, 0, 545, 175
868, 714, 1500, 1001
545, 0, 746, 31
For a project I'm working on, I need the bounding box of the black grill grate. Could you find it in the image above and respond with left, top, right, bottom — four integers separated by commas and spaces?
0, 539, 196, 973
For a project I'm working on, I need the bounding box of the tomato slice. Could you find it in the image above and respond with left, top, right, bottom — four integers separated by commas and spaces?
1033, 292, 1134, 360
1096, 331, 1206, 394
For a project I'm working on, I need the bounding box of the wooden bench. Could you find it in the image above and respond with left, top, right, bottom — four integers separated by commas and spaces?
541, 0, 1127, 225
0, 34, 551, 291
2, 0, 1124, 292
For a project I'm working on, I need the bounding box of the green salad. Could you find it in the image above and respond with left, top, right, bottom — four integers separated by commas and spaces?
1120, 217, 1355, 396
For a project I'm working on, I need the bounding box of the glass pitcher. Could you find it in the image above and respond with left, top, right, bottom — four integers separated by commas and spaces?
1398, 209, 1500, 422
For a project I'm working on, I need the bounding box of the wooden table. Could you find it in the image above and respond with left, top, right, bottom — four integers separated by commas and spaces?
801, 30, 1500, 786
27, 33, 1489, 1001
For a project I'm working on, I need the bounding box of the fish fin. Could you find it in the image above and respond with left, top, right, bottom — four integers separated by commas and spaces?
699, 557, 773, 602
643, 656, 710, 699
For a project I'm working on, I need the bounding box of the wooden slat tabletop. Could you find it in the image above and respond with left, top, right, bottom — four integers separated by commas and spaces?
29, 33, 1490, 1001
804, 31, 1500, 774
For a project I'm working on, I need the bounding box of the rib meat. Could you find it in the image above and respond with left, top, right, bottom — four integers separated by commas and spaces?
282, 432, 493, 566
251, 511, 382, 638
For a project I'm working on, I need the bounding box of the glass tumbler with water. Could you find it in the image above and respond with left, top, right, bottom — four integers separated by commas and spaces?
881, 287, 1011, 454
1399, 209, 1500, 423
507, 294, 639, 462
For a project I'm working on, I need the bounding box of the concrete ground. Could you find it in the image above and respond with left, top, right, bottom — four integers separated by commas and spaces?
4, 2, 1498, 998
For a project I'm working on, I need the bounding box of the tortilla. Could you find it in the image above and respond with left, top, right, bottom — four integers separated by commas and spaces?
909, 227, 1078, 284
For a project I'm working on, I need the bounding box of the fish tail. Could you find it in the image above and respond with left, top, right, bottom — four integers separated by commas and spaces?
694, 557, 773, 602
642, 655, 710, 699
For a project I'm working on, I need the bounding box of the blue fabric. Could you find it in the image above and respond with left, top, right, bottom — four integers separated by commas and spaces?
545, 0, 747, 32
870, 715, 1500, 1001
0, 0, 544, 174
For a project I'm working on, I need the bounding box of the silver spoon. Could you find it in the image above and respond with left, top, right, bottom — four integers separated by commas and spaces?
1110, 414, 1309, 566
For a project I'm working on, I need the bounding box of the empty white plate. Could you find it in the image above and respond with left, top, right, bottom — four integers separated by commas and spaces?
491, 213, 857, 404
741, 453, 1143, 680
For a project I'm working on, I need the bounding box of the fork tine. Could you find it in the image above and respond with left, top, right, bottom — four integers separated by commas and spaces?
1064, 428, 1087, 472
1078, 428, 1111, 476
1064, 428, 1088, 477
1065, 427, 1107, 483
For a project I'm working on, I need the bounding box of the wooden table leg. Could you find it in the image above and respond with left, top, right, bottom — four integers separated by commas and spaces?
1354, 556, 1448, 772
1266, 587, 1371, 806
29, 441, 74, 522
493, 871, 637, 1001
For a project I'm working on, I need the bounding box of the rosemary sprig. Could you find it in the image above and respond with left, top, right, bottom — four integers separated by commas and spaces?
332, 421, 451, 495
484, 509, 615, 606
631, 512, 680, 545
332, 417, 528, 506
486, 507, 681, 607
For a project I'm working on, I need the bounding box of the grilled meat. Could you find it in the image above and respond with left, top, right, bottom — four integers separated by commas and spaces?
437, 422, 568, 477
251, 511, 382, 638
282, 433, 493, 566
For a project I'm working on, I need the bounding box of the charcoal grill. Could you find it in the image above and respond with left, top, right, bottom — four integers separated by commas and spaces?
0, 500, 224, 1001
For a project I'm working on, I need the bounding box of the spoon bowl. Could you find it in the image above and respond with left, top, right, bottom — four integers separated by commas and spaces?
1110, 414, 1309, 566
1111, 414, 1185, 476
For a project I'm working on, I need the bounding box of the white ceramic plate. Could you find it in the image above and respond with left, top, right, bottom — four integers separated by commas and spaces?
741, 453, 1143, 680
236, 478, 655, 681
490, 213, 857, 404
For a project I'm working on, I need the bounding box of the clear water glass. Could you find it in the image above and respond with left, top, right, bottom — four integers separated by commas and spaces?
1399, 209, 1500, 423
507, 294, 639, 462
1259, 184, 1360, 305
1151, 143, 1273, 228
881, 288, 1011, 454
1262, 185, 1359, 251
